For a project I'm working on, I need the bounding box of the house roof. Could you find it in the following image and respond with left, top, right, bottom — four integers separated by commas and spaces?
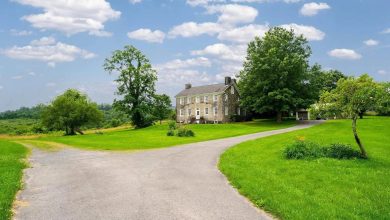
175, 83, 228, 97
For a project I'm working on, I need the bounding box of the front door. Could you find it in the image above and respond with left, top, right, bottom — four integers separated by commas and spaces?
196, 108, 200, 119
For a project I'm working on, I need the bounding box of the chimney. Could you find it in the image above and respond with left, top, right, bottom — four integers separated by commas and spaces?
185, 83, 192, 89
225, 76, 232, 85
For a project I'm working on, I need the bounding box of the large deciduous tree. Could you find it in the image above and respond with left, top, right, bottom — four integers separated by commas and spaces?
317, 74, 380, 158
104, 45, 157, 128
238, 27, 312, 122
42, 89, 103, 135
152, 94, 172, 124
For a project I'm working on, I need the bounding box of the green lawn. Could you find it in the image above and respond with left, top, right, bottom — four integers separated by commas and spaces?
219, 116, 390, 220
39, 119, 296, 150
0, 141, 28, 220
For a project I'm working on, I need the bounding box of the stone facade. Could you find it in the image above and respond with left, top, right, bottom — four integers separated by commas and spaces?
175, 77, 241, 123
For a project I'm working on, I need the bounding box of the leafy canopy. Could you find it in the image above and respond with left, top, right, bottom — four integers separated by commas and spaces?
104, 45, 157, 128
238, 27, 312, 122
42, 89, 103, 135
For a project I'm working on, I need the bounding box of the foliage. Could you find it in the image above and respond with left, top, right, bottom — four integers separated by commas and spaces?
219, 117, 390, 219
177, 126, 195, 137
239, 27, 312, 122
315, 74, 381, 158
166, 129, 175, 136
152, 94, 172, 124
284, 140, 361, 159
42, 89, 103, 135
376, 82, 390, 116
0, 141, 28, 220
98, 104, 130, 128
168, 121, 177, 130
0, 119, 42, 135
104, 45, 157, 128
0, 104, 45, 120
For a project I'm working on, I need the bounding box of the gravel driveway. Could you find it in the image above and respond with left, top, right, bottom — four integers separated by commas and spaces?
14, 121, 321, 220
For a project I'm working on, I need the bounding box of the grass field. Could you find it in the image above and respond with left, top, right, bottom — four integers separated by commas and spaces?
0, 141, 28, 220
38, 119, 296, 150
219, 116, 390, 219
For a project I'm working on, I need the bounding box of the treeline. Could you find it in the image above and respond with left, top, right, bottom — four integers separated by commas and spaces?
0, 105, 45, 120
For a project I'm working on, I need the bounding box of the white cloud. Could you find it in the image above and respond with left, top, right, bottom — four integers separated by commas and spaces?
378, 70, 387, 75
363, 39, 379, 46
381, 28, 390, 34
191, 43, 246, 62
129, 0, 142, 4
28, 71, 36, 76
328, 49, 362, 60
127, 29, 165, 43
300, 2, 330, 16
169, 22, 223, 38
206, 4, 258, 25
217, 24, 269, 43
14, 0, 121, 36
186, 0, 224, 7
156, 57, 211, 70
280, 23, 325, 41
2, 37, 96, 66
10, 29, 32, 36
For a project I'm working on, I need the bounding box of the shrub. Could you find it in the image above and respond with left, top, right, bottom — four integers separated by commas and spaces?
284, 141, 362, 160
177, 127, 195, 137
324, 143, 361, 159
168, 121, 177, 130
284, 141, 324, 159
167, 129, 175, 136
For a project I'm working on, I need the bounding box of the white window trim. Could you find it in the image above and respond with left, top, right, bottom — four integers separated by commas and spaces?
225, 106, 228, 116
204, 96, 208, 103
213, 107, 218, 115
180, 109, 184, 116
188, 108, 191, 116
205, 107, 209, 115
180, 98, 183, 105
196, 96, 200, 103
237, 107, 240, 115
225, 94, 228, 101
213, 95, 218, 102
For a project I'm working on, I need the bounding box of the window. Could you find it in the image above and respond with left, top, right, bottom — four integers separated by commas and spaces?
213, 95, 218, 102
225, 94, 228, 101
213, 107, 218, 115
196, 108, 200, 116
179, 98, 183, 105
188, 108, 191, 116
187, 97, 190, 104
237, 107, 240, 115
225, 106, 228, 116
231, 86, 234, 94
204, 96, 208, 103
180, 109, 184, 116
205, 107, 209, 115
196, 96, 200, 103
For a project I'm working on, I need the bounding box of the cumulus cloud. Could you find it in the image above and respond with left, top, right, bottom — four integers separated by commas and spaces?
382, 28, 390, 34
129, 0, 142, 4
2, 37, 96, 66
14, 0, 121, 36
300, 2, 330, 16
191, 43, 246, 62
328, 49, 362, 60
155, 57, 211, 70
217, 24, 269, 43
206, 4, 258, 25
169, 22, 224, 38
127, 29, 165, 43
363, 39, 379, 46
280, 23, 325, 41
11, 75, 24, 80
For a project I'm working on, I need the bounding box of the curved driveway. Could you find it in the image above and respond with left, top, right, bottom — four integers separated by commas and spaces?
15, 121, 321, 220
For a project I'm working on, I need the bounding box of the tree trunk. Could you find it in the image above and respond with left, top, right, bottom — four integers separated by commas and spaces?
75, 128, 84, 135
359, 112, 364, 119
352, 117, 367, 159
160, 120, 162, 125
276, 111, 282, 123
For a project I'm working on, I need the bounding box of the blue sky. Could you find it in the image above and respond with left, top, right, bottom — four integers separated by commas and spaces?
0, 0, 389, 111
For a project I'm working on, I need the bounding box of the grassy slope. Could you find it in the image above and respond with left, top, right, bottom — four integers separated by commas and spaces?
0, 119, 38, 135
39, 120, 296, 150
0, 141, 28, 220
219, 116, 390, 220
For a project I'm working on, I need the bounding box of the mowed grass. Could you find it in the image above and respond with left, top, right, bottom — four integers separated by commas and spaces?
219, 116, 390, 220
0, 141, 28, 220
39, 119, 296, 150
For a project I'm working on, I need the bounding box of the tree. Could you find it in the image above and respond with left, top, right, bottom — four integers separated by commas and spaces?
308, 64, 346, 99
238, 27, 312, 122
104, 45, 157, 128
152, 94, 172, 124
375, 82, 390, 116
317, 74, 380, 158
42, 89, 103, 135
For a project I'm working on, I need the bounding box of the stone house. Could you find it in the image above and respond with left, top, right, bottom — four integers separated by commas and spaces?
175, 77, 241, 123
